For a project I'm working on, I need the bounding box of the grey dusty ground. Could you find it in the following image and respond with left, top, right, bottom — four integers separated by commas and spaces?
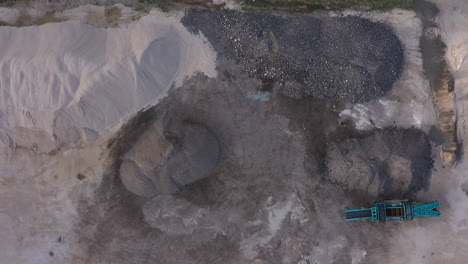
74, 9, 436, 264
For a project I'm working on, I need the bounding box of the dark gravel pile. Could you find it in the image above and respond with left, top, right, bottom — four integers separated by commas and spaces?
326, 128, 433, 198
182, 10, 404, 103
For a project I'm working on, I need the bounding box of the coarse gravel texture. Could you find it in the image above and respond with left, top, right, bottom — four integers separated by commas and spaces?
182, 9, 404, 103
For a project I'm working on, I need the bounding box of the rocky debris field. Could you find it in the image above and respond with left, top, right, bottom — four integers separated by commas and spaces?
182, 10, 404, 103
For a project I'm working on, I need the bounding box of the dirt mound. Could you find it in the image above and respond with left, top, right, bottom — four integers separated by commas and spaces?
119, 118, 220, 198
326, 128, 434, 198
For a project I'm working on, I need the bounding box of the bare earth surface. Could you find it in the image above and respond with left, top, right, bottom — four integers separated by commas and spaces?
1, 1, 468, 264
75, 11, 433, 263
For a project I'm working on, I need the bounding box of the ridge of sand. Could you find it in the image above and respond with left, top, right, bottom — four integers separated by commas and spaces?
0, 8, 217, 153
0, 6, 217, 264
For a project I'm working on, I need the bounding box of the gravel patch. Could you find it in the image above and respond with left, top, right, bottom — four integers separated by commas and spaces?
182, 9, 404, 103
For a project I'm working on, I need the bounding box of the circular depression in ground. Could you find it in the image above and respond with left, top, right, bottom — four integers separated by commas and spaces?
119, 118, 221, 198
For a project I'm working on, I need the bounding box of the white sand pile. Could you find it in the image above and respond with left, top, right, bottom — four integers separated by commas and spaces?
0, 8, 217, 153
0, 6, 217, 264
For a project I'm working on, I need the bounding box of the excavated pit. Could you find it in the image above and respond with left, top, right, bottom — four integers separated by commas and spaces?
119, 114, 221, 198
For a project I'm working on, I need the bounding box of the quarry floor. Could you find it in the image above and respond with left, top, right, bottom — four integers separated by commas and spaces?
1, 2, 468, 264
76, 8, 439, 264
81, 73, 435, 264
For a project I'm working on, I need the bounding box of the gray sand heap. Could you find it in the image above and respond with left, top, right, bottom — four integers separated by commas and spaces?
120, 118, 220, 197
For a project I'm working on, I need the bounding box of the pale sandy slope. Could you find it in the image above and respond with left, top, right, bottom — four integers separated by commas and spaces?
383, 1, 468, 263
0, 6, 217, 264
0, 8, 217, 153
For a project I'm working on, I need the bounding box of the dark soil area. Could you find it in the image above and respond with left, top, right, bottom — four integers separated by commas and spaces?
76, 10, 432, 264
118, 113, 221, 198
242, 0, 414, 11
77, 74, 432, 264
415, 0, 459, 163
326, 127, 434, 199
